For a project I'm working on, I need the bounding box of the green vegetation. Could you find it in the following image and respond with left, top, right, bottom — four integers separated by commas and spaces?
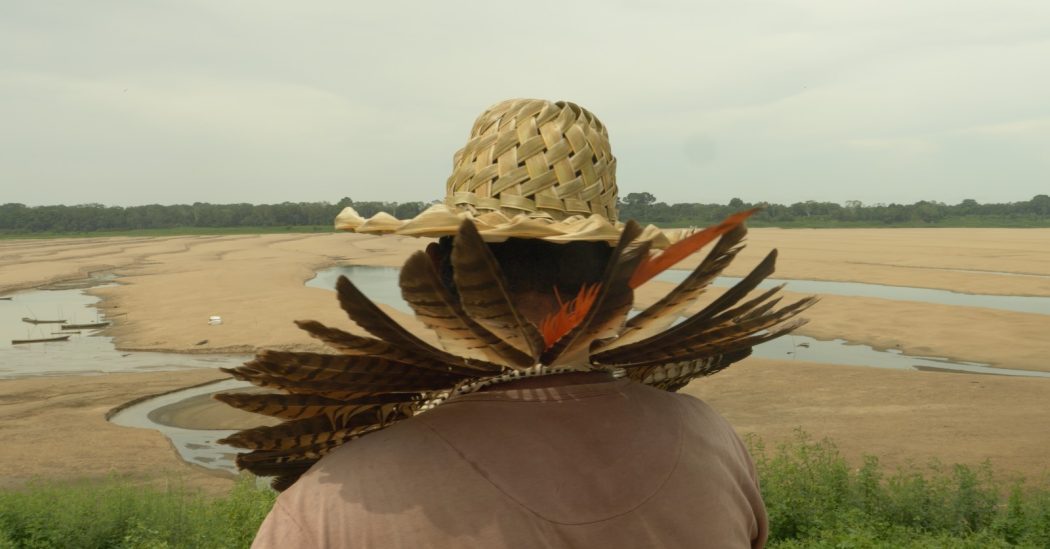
618, 193, 1050, 228
756, 431, 1050, 548
0, 476, 273, 549
0, 199, 426, 236
1, 433, 1048, 547
2, 194, 1048, 237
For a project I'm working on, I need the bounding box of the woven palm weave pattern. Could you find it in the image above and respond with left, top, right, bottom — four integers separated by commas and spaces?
447, 99, 618, 222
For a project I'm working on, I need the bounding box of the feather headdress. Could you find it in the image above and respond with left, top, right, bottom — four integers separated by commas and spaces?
216, 99, 815, 490
216, 210, 816, 491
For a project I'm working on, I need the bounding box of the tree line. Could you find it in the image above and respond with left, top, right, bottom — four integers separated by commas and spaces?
0, 199, 427, 233
618, 193, 1050, 228
1, 195, 1048, 233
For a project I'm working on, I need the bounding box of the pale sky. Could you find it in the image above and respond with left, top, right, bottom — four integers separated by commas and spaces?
2, 0, 1048, 207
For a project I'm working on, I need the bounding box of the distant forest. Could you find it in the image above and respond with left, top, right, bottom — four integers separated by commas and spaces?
1, 194, 1049, 234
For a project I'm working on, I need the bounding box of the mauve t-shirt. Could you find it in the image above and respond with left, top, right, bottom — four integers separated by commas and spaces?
252, 378, 767, 548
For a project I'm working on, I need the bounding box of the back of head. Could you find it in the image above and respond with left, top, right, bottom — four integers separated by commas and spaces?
429, 236, 613, 324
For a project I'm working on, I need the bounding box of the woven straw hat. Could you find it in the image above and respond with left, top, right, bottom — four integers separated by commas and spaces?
335, 98, 687, 248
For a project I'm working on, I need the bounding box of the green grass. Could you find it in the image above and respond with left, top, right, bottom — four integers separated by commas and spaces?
0, 476, 274, 548
0, 226, 334, 240
2, 433, 1048, 547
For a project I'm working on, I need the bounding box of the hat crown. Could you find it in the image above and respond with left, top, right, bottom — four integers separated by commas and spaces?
445, 99, 619, 223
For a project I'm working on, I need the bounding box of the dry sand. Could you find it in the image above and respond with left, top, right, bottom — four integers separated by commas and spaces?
0, 369, 232, 492
1, 229, 1048, 486
687, 359, 1050, 479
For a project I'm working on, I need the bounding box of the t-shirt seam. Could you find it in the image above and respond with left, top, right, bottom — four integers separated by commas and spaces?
415, 419, 551, 522
415, 386, 686, 526
267, 499, 319, 547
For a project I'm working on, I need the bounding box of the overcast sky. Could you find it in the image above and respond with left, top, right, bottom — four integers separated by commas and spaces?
3, 0, 1048, 207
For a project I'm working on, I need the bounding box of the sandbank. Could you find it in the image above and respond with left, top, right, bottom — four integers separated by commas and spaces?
1, 229, 1048, 484
0, 369, 232, 492
135, 357, 1050, 479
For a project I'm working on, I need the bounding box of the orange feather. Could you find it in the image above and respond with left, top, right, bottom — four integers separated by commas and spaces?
628, 208, 760, 289
540, 283, 602, 349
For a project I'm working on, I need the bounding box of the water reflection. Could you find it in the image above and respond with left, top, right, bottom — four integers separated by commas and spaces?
307, 265, 406, 311
108, 379, 243, 475
0, 285, 246, 379
755, 334, 1050, 378
656, 272, 1050, 316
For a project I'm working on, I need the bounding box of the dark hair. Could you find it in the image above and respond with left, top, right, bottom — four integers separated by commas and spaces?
432, 237, 612, 299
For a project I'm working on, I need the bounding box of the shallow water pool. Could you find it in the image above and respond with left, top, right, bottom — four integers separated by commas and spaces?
0, 284, 246, 379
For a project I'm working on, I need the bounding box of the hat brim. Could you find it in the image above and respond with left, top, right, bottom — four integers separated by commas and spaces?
335, 204, 684, 248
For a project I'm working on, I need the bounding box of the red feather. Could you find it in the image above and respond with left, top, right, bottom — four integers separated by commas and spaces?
540, 284, 602, 349
629, 208, 760, 289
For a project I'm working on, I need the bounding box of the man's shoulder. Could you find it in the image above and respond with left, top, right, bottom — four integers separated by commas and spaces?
626, 381, 736, 428
309, 413, 449, 479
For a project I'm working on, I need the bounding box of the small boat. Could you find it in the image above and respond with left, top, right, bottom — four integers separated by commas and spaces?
60, 321, 110, 330
54, 330, 81, 335
0, 296, 12, 300
12, 335, 71, 344
22, 317, 66, 324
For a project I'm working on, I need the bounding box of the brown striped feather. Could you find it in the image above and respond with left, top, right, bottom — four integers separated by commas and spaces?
451, 220, 544, 360
236, 440, 347, 471
616, 324, 799, 373
212, 393, 349, 420
219, 414, 335, 450
218, 402, 410, 451
595, 295, 815, 366
253, 350, 461, 384
681, 250, 779, 325
228, 403, 415, 487
628, 349, 752, 391
243, 362, 455, 393
335, 275, 500, 374
707, 284, 786, 324
223, 364, 449, 396
220, 378, 361, 401
213, 392, 421, 419
221, 367, 440, 402
737, 294, 785, 322
595, 225, 747, 352
541, 220, 648, 366
293, 319, 480, 377
600, 311, 812, 369
236, 442, 343, 466
238, 427, 372, 468
401, 251, 534, 368
590, 250, 779, 364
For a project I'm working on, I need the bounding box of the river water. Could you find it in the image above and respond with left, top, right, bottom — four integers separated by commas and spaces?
305, 265, 1049, 377
307, 265, 1050, 316
0, 282, 245, 379
95, 263, 1050, 476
